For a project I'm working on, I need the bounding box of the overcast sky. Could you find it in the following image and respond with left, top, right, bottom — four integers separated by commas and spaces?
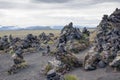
0, 0, 120, 27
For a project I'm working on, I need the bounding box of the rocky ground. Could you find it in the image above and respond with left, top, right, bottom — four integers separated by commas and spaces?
0, 48, 120, 80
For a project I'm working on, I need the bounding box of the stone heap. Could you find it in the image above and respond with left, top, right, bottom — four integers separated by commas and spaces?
58, 22, 90, 53
55, 52, 82, 73
95, 8, 120, 55
82, 27, 90, 36
22, 34, 40, 49
60, 22, 83, 43
0, 34, 42, 54
42, 52, 82, 76
84, 8, 120, 71
9, 36, 21, 47
49, 33, 54, 37
42, 23, 89, 80
0, 36, 9, 50
7, 34, 41, 53
39, 32, 52, 43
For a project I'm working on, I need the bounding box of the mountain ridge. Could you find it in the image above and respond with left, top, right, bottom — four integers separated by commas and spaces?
0, 25, 96, 30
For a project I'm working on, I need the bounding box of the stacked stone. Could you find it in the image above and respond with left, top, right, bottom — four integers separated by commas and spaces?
0, 36, 9, 50
57, 22, 90, 53
9, 36, 21, 47
84, 8, 120, 71
95, 8, 120, 58
43, 52, 82, 77
60, 22, 83, 43
55, 53, 82, 72
0, 33, 42, 53
82, 27, 90, 36
39, 32, 51, 43
22, 34, 40, 49
49, 33, 54, 37
42, 23, 89, 79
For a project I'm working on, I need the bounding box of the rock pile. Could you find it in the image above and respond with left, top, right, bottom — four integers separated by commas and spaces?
82, 27, 90, 36
8, 34, 41, 53
46, 69, 64, 80
22, 34, 40, 49
42, 52, 82, 76
49, 33, 54, 37
55, 52, 82, 73
45, 22, 90, 77
60, 22, 83, 43
0, 36, 9, 50
39, 32, 52, 43
57, 22, 90, 53
84, 8, 120, 71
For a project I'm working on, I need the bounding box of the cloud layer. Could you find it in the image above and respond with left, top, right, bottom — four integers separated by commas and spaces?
0, 0, 119, 27
33, 0, 70, 3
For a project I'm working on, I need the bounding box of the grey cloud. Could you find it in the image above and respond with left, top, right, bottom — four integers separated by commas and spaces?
0, 11, 6, 17
0, 0, 66, 10
0, 1, 15, 9
58, 0, 120, 9
93, 0, 120, 3
90, 0, 120, 5
0, 0, 119, 10
32, 0, 120, 5
0, 1, 42, 9
31, 0, 120, 10
32, 0, 70, 3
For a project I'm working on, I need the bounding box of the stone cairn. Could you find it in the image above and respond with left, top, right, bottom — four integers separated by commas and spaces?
22, 34, 40, 49
60, 22, 83, 43
0, 36, 9, 50
42, 22, 90, 79
57, 22, 90, 53
0, 34, 42, 54
39, 32, 52, 43
84, 8, 120, 71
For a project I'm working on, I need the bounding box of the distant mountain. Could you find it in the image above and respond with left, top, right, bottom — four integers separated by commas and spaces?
0, 25, 96, 30
0, 26, 19, 30
51, 25, 96, 30
51, 26, 63, 30
23, 26, 52, 30
0, 26, 52, 30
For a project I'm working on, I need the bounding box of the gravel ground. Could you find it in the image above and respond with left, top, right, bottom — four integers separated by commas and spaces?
0, 49, 120, 80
